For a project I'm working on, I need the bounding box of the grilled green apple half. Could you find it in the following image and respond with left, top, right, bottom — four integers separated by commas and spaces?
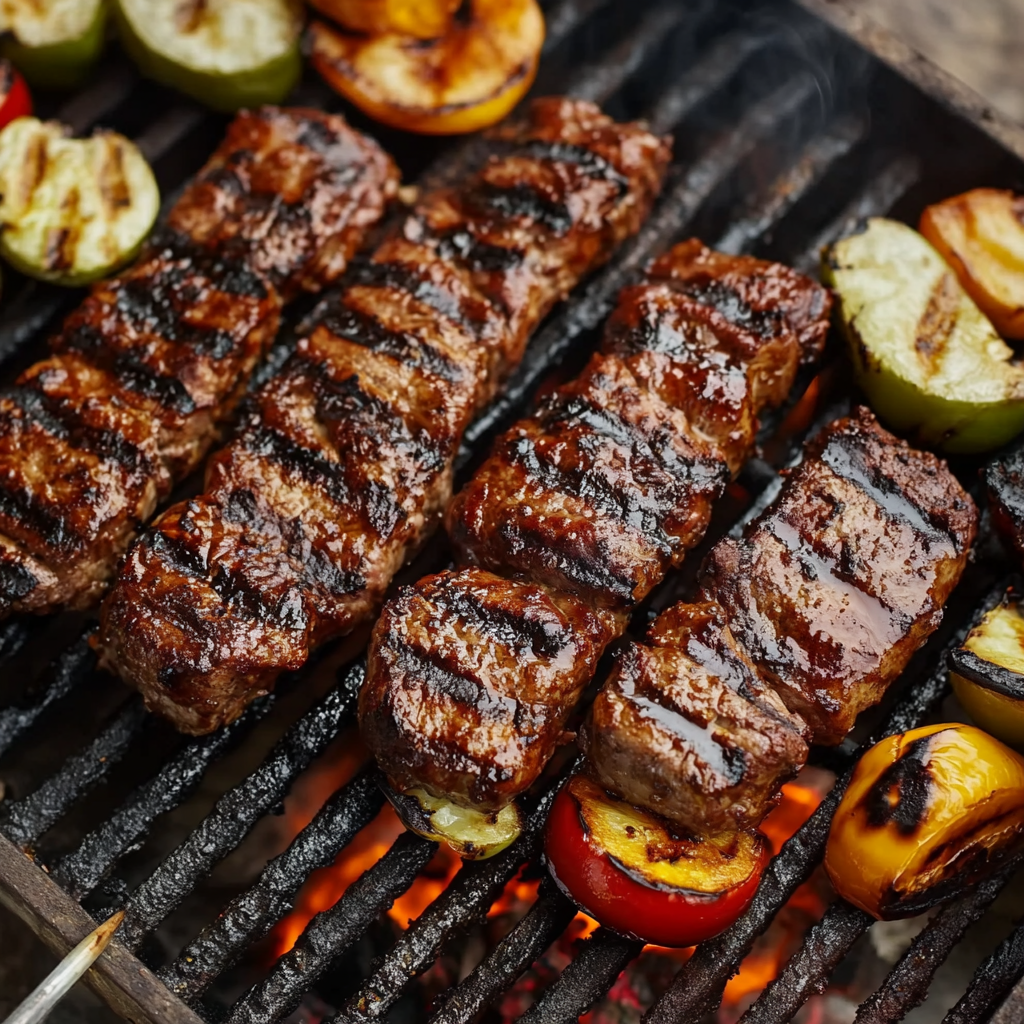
112, 0, 302, 113
0, 116, 159, 285
823, 217, 1024, 453
0, 0, 107, 89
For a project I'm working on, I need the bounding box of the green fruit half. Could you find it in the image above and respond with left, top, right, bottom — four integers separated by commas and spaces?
824, 217, 1024, 454
0, 0, 107, 90
112, 0, 302, 113
0, 116, 159, 286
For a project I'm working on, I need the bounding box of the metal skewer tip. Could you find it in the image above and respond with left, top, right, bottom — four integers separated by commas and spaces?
1, 910, 124, 1024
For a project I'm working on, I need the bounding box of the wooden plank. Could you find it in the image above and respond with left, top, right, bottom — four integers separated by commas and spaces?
0, 833, 205, 1024
794, 0, 1024, 162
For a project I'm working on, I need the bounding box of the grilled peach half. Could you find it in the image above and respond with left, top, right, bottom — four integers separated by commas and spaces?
308, 0, 544, 134
921, 189, 1024, 340
308, 0, 460, 39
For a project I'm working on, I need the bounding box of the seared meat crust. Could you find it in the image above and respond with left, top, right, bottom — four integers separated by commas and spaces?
363, 242, 831, 808
153, 106, 397, 301
362, 568, 623, 811
704, 408, 977, 745
584, 601, 808, 832
0, 108, 397, 619
97, 98, 672, 733
986, 445, 1024, 565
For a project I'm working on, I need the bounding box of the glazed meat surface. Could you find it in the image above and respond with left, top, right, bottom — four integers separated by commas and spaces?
363, 241, 831, 808
362, 568, 623, 811
97, 98, 671, 734
153, 106, 397, 301
0, 108, 397, 620
704, 408, 977, 745
584, 601, 808, 832
985, 444, 1024, 565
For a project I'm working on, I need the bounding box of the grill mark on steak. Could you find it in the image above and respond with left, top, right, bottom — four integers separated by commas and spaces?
350, 261, 484, 332
469, 181, 573, 236
316, 298, 465, 384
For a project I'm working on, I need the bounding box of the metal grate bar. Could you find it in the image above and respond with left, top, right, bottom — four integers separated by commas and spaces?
0, 618, 33, 661
855, 870, 1016, 1024
740, 901, 873, 1023
794, 153, 921, 273
714, 116, 864, 255
943, 921, 1024, 1024
0, 632, 95, 757
460, 73, 820, 461
55, 62, 139, 134
570, 4, 692, 104
0, 700, 148, 847
427, 883, 578, 1024
117, 663, 366, 952
518, 929, 643, 1024
228, 831, 437, 1024
161, 770, 386, 1002
51, 698, 275, 900
541, 0, 615, 54
643, 574, 1004, 1024
331, 781, 566, 1023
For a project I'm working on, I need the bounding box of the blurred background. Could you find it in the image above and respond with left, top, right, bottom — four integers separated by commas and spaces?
859, 0, 1024, 122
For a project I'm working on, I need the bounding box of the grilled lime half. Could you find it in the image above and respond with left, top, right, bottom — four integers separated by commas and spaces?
0, 0, 107, 89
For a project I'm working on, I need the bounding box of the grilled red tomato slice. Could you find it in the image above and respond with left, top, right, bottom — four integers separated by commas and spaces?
545, 775, 768, 947
0, 62, 31, 130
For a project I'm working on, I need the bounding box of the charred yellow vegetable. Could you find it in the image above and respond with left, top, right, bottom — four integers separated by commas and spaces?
0, 117, 159, 285
387, 786, 521, 860
308, 0, 460, 38
308, 0, 544, 135
825, 723, 1024, 920
950, 591, 1024, 748
921, 189, 1024, 341
823, 218, 1024, 454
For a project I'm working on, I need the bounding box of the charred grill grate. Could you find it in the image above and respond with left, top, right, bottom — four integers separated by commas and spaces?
2, 1, 1024, 1022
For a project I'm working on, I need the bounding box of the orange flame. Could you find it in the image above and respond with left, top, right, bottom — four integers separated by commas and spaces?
719, 768, 834, 1017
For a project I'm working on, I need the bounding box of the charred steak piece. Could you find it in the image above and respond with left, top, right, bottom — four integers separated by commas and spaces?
985, 444, 1024, 564
97, 98, 671, 735
0, 108, 397, 620
362, 568, 623, 812
583, 601, 809, 833
703, 408, 977, 746
361, 241, 831, 810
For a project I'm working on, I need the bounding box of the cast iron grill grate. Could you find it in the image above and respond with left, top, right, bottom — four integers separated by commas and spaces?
2, 1, 1024, 1022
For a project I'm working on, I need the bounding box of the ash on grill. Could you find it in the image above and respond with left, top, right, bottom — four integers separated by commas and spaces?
3, 1, 1024, 1023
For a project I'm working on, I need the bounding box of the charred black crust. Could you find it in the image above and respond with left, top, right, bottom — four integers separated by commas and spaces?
862, 733, 935, 835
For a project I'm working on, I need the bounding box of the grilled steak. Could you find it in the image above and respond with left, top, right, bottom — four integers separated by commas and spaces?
985, 444, 1024, 565
0, 108, 397, 619
97, 98, 672, 735
585, 409, 976, 832
361, 242, 831, 810
364, 568, 622, 812
703, 408, 977, 745
152, 106, 397, 301
583, 601, 808, 832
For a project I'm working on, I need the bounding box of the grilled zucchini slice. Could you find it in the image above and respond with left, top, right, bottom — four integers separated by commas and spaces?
112, 0, 302, 113
0, 117, 159, 285
824, 217, 1024, 454
387, 786, 522, 860
950, 590, 1024, 748
0, 0, 107, 90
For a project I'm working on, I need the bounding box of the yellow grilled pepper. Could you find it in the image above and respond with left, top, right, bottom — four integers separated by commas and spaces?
825, 723, 1024, 920
823, 217, 1024, 454
921, 189, 1024, 341
950, 591, 1024, 748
